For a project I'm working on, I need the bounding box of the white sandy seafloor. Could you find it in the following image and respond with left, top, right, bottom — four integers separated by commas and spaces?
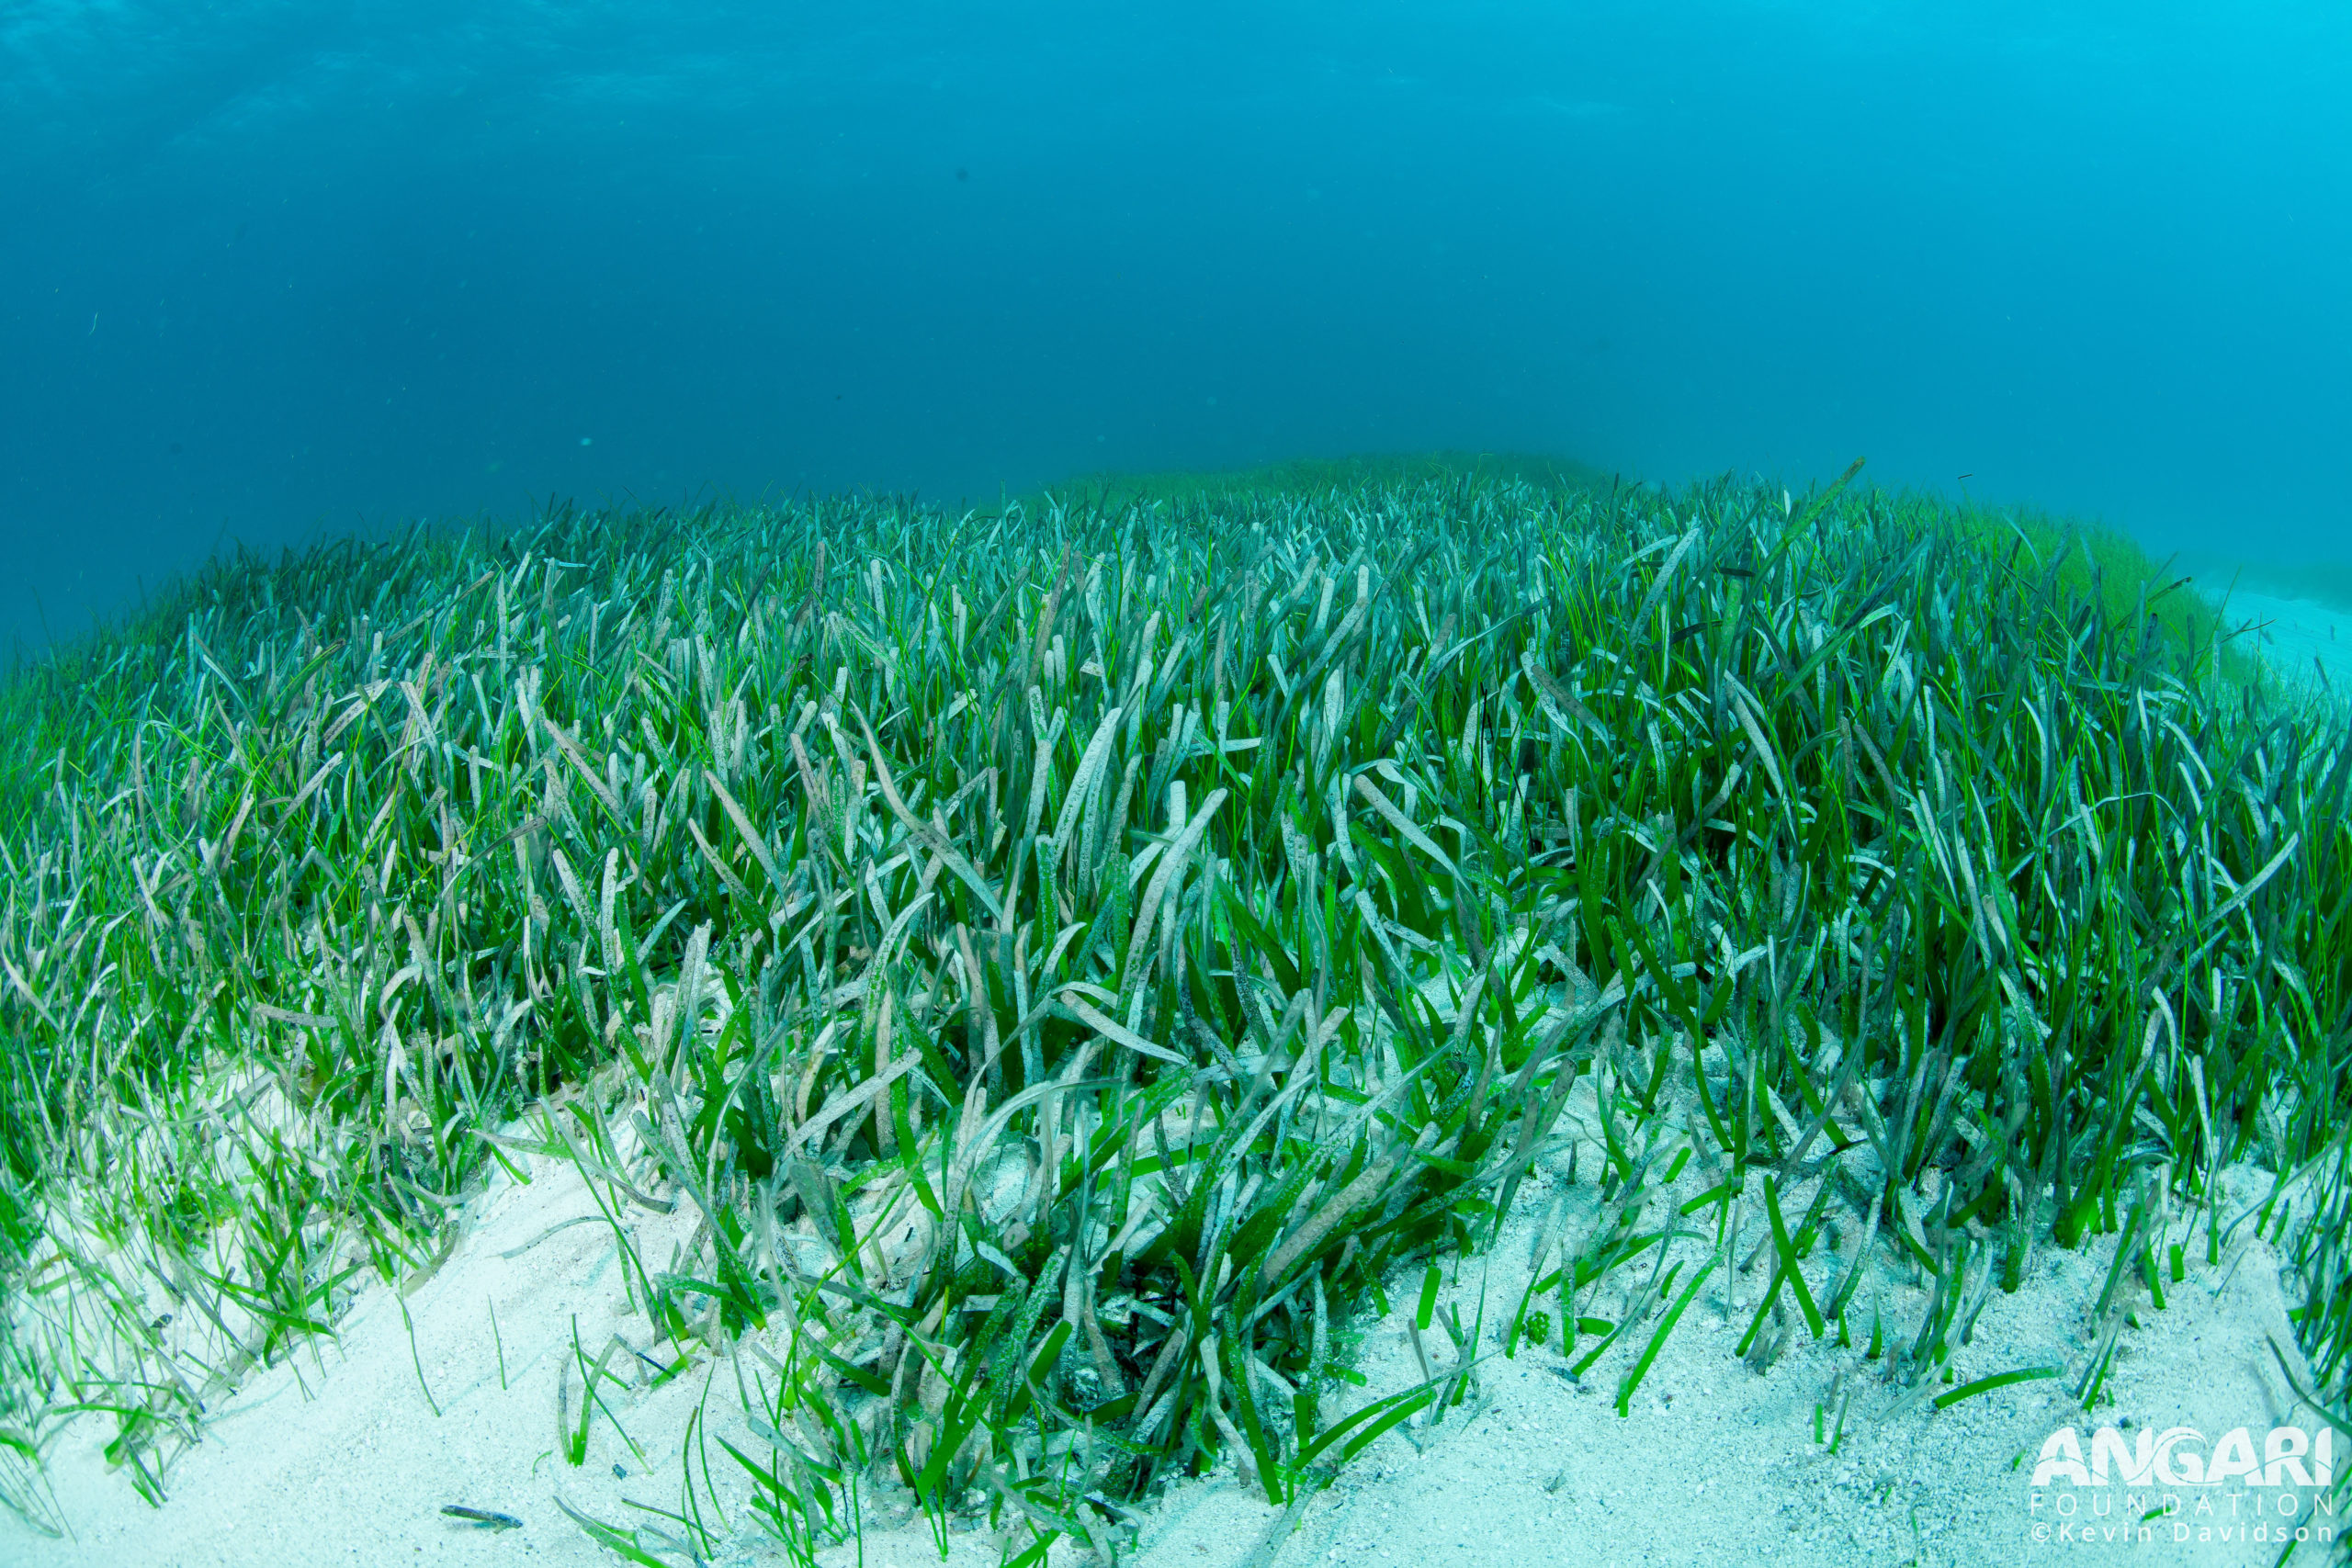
6, 1069, 2342, 1568
2202, 588, 2352, 696
1113, 1161, 2340, 1568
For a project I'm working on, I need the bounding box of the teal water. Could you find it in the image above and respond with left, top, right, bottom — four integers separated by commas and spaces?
4, 1, 2348, 651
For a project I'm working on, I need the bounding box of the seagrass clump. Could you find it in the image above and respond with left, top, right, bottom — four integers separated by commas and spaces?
1, 461, 2346, 1554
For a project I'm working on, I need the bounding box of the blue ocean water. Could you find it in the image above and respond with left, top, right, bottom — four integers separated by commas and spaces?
3, 1, 2347, 654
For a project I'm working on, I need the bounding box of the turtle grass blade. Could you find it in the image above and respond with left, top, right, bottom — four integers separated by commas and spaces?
1295, 1365, 1461, 1472
1616, 1258, 1717, 1417
553, 1496, 677, 1568
1931, 1365, 2061, 1411
1763, 1175, 1826, 1341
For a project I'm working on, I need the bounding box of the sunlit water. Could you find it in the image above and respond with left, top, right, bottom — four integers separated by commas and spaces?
4, 2, 2348, 651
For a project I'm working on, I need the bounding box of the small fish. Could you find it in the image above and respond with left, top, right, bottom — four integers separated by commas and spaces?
441, 1506, 523, 1531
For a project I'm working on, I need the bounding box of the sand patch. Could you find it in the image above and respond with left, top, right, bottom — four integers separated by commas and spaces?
6, 1110, 2335, 1568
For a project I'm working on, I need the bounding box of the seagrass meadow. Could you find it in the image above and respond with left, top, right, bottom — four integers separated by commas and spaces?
3, 458, 2350, 1562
